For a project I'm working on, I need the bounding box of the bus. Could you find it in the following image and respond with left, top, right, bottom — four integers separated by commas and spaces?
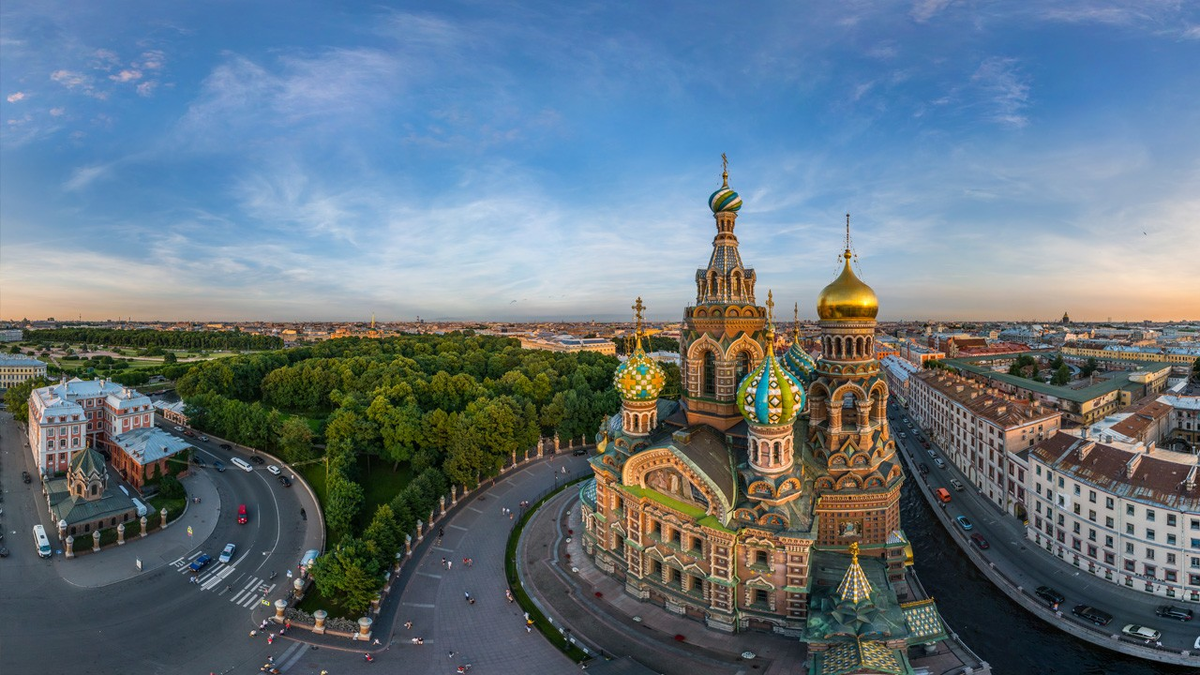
33, 524, 52, 558
230, 457, 253, 472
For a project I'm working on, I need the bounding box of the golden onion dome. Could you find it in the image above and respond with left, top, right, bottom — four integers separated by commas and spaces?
817, 250, 878, 321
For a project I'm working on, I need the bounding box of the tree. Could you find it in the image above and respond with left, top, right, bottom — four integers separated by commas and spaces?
659, 362, 682, 400
163, 351, 178, 364
1051, 364, 1071, 386
4, 377, 50, 423
279, 417, 315, 464
1081, 357, 1099, 378
310, 536, 382, 615
1049, 354, 1065, 370
325, 471, 365, 542
1192, 357, 1200, 382
362, 504, 402, 569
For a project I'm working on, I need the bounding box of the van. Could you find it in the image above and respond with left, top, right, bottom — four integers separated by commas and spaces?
1072, 604, 1113, 626
231, 457, 253, 472
237, 504, 248, 525
132, 498, 148, 518
300, 549, 320, 569
935, 488, 952, 503
950, 479, 964, 492
33, 524, 52, 558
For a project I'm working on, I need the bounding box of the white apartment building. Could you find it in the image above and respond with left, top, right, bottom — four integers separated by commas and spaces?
0, 355, 47, 389
1028, 432, 1200, 602
28, 378, 155, 475
909, 369, 1061, 518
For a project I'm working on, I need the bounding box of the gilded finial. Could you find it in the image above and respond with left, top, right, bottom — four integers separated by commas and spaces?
849, 541, 859, 562
721, 153, 729, 188
844, 213, 852, 258
632, 297, 645, 351
793, 302, 800, 342
765, 290, 776, 342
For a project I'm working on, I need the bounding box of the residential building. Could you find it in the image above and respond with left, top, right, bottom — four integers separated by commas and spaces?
1160, 381, 1200, 452
909, 369, 1061, 517
0, 355, 47, 389
1064, 343, 1200, 366
519, 334, 617, 355
1027, 432, 1200, 602
0, 328, 23, 342
153, 399, 189, 427
111, 427, 193, 489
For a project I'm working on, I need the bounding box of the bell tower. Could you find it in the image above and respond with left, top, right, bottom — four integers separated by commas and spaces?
681, 155, 768, 430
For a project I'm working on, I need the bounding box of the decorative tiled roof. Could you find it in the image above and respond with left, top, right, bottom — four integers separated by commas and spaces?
836, 542, 873, 605
901, 599, 946, 642
69, 446, 106, 480
815, 638, 905, 675
614, 344, 666, 401
782, 340, 817, 384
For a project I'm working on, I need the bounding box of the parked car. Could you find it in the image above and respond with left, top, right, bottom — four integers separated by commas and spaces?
1072, 604, 1113, 626
1035, 586, 1065, 606
1121, 624, 1161, 641
250, 456, 265, 465
899, 432, 907, 439
267, 465, 282, 476
918, 463, 929, 475
955, 515, 973, 531
174, 426, 183, 431
218, 543, 236, 564
1156, 605, 1194, 621
22, 471, 32, 484
926, 449, 936, 459
969, 533, 990, 550
213, 461, 225, 473
184, 430, 195, 437
935, 488, 952, 503
219, 443, 232, 450
950, 479, 964, 491
189, 553, 213, 572
934, 458, 946, 469
200, 435, 209, 442
573, 448, 587, 456
277, 475, 292, 488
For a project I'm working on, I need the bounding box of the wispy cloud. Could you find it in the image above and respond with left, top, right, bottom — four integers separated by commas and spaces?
970, 57, 1031, 128
109, 69, 142, 83
63, 163, 112, 191
911, 0, 958, 23
6, 91, 25, 103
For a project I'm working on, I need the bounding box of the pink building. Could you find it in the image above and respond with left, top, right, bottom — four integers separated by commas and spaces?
27, 378, 155, 476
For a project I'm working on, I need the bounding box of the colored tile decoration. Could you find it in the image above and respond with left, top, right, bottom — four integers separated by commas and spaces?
901, 600, 945, 640
613, 347, 666, 400
708, 186, 742, 213
819, 640, 904, 675
737, 352, 804, 426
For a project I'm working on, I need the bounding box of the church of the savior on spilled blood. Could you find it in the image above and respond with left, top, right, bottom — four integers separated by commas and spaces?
580, 161, 949, 674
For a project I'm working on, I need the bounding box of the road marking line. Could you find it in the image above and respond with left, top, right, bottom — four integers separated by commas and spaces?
231, 590, 251, 604
432, 546, 453, 552
449, 524, 468, 531
202, 565, 236, 590
417, 572, 442, 579
280, 641, 307, 672
467, 507, 483, 514
241, 594, 259, 608
402, 602, 436, 608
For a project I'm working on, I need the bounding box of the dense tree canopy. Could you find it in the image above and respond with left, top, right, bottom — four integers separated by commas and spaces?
25, 327, 282, 351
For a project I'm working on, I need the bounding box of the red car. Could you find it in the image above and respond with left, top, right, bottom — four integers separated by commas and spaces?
237, 504, 248, 525
969, 533, 990, 550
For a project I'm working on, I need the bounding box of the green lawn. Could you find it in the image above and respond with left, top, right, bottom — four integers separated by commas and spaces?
296, 455, 413, 535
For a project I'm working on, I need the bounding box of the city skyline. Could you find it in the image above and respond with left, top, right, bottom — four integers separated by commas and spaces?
2, 1, 1199, 323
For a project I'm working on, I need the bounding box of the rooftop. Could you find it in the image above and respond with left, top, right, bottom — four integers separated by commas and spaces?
0, 355, 46, 367
914, 369, 1059, 428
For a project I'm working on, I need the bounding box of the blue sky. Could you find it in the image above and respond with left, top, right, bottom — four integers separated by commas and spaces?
2, 1, 1198, 323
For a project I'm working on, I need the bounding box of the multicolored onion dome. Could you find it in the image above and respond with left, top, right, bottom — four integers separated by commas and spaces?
709, 186, 742, 213
782, 340, 817, 384
614, 343, 666, 401
737, 347, 805, 426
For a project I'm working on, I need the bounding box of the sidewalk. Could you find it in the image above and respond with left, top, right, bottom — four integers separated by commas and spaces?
520, 487, 807, 675
55, 470, 220, 588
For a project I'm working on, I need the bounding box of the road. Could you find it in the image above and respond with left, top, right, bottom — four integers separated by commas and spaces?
888, 401, 1200, 656
0, 410, 320, 675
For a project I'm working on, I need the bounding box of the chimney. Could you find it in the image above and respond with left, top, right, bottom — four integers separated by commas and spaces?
1147, 441, 1156, 453
1076, 441, 1096, 461
1126, 453, 1143, 479
1186, 465, 1198, 492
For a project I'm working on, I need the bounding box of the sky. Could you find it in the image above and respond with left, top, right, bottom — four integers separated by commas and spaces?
2, 1, 1199, 323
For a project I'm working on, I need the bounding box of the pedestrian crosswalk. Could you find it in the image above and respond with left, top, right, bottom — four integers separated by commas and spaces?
170, 551, 277, 608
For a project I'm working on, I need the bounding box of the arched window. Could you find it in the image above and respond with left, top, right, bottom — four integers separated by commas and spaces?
773, 441, 781, 464
735, 351, 751, 384
843, 392, 856, 409
703, 352, 716, 397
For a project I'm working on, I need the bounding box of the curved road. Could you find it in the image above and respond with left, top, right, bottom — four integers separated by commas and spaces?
0, 411, 320, 675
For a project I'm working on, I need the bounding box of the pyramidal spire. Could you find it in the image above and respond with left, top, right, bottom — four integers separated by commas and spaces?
836, 542, 874, 605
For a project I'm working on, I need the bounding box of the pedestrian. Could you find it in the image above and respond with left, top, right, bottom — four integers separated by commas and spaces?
463, 557, 469, 567
285, 619, 291, 630
526, 624, 532, 634
509, 512, 513, 520
448, 560, 452, 570
464, 591, 471, 602
441, 556, 447, 568
449, 650, 455, 659
267, 633, 275, 645
373, 638, 382, 646
439, 528, 445, 538
404, 620, 413, 630
506, 589, 514, 603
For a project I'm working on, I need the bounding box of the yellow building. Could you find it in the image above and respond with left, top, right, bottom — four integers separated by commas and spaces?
0, 355, 47, 389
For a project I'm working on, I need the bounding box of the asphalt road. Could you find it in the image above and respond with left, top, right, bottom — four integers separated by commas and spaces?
0, 410, 320, 675
888, 401, 1200, 653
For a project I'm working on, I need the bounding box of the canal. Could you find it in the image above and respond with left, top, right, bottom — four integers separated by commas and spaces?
901, 478, 1193, 675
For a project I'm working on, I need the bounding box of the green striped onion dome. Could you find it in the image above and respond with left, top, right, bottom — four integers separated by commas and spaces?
737, 349, 805, 426
782, 340, 817, 384
613, 345, 666, 401
709, 186, 742, 213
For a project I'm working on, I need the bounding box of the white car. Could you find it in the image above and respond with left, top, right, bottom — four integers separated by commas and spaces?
174, 426, 183, 431
218, 542, 236, 564
267, 465, 282, 476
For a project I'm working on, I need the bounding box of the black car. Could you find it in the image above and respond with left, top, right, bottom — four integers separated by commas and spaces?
250, 456, 265, 465
1035, 586, 1065, 607
572, 448, 587, 456
219, 443, 232, 450
194, 456, 206, 468
22, 471, 31, 484
1156, 605, 1194, 621
1071, 604, 1113, 626
0, 547, 9, 558
213, 461, 226, 473
277, 475, 292, 488
918, 463, 929, 475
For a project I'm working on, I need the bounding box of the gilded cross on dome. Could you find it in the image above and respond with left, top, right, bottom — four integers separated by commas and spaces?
721, 153, 729, 187
632, 296, 645, 335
